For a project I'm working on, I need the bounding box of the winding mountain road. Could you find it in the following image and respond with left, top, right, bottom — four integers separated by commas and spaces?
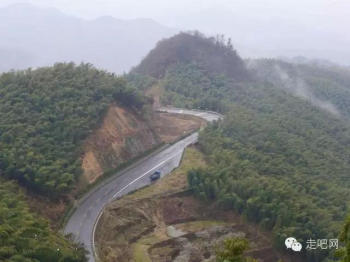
64, 108, 222, 262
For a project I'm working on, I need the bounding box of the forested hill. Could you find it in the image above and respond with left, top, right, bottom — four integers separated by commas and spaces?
0, 63, 147, 197
133, 32, 251, 81
0, 178, 86, 261
132, 32, 350, 261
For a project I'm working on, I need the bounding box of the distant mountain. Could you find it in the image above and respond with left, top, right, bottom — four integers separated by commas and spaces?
0, 4, 178, 73
277, 56, 340, 67
171, 7, 350, 66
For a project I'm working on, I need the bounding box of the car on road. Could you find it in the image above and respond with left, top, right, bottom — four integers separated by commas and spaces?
150, 171, 161, 181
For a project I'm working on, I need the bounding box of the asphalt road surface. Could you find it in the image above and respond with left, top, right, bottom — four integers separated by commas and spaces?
64, 108, 222, 262
157, 107, 223, 122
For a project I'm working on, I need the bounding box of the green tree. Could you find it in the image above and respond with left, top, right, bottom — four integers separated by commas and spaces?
337, 215, 350, 262
0, 63, 147, 197
216, 237, 257, 262
0, 179, 87, 261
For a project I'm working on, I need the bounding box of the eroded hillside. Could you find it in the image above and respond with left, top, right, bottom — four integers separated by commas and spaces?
82, 105, 160, 183
81, 105, 204, 184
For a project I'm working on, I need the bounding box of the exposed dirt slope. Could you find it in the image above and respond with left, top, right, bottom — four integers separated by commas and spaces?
152, 113, 206, 144
81, 105, 204, 184
82, 105, 160, 183
26, 105, 203, 227
96, 148, 296, 262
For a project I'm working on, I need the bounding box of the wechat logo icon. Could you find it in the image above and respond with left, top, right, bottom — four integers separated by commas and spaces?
285, 237, 302, 252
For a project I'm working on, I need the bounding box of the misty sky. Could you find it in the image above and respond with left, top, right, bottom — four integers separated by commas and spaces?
1, 0, 349, 22
1, 0, 350, 64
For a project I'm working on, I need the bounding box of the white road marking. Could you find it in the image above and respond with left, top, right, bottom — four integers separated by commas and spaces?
66, 108, 223, 262
92, 208, 104, 260
91, 150, 183, 261
111, 151, 182, 199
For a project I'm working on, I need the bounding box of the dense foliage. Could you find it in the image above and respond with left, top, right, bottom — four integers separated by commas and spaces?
249, 59, 350, 120
0, 178, 87, 261
189, 104, 350, 260
134, 31, 250, 81
337, 216, 350, 262
181, 74, 350, 261
126, 73, 157, 91
216, 237, 256, 262
160, 63, 232, 113
135, 33, 350, 261
0, 63, 146, 196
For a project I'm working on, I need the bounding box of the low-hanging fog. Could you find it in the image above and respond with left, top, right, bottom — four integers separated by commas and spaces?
247, 60, 342, 117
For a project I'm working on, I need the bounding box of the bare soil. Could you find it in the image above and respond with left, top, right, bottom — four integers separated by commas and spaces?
82, 105, 160, 184
81, 105, 204, 184
96, 192, 287, 262
95, 148, 298, 262
152, 113, 206, 144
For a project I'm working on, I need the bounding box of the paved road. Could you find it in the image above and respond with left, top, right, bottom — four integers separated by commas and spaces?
158, 107, 223, 122
64, 108, 222, 262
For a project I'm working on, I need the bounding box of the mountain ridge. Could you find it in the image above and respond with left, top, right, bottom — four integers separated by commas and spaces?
128, 32, 350, 261
0, 3, 178, 73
